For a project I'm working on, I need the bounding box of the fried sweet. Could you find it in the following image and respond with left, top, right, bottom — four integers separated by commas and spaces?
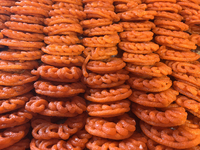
113, 0, 142, 4
3, 138, 30, 150
144, 0, 176, 3
86, 114, 136, 140
0, 123, 30, 149
87, 100, 130, 117
122, 53, 160, 66
83, 0, 114, 4
178, 1, 200, 10
86, 58, 126, 74
2, 29, 44, 42
0, 6, 10, 15
126, 62, 172, 78
118, 10, 157, 21
172, 72, 200, 88
32, 113, 87, 140
155, 36, 197, 51
186, 14, 200, 27
0, 109, 33, 129
115, 2, 139, 13
80, 19, 112, 29
129, 88, 179, 108
155, 11, 183, 21
176, 96, 200, 118
82, 34, 120, 47
132, 103, 187, 127
15, 1, 52, 11
0, 83, 33, 99
0, 22, 5, 30
83, 47, 118, 60
41, 55, 84, 67
173, 81, 200, 102
120, 21, 155, 31
120, 31, 154, 42
49, 8, 86, 21
34, 81, 86, 97
10, 6, 48, 17
153, 27, 190, 38
10, 15, 44, 25
119, 42, 159, 54
44, 35, 80, 45
26, 95, 86, 117
180, 8, 198, 18
82, 70, 129, 88
128, 76, 172, 92
190, 34, 200, 46
85, 85, 132, 103
43, 24, 82, 35
52, 2, 83, 10
0, 15, 9, 22
140, 121, 200, 149
32, 65, 82, 82
30, 130, 91, 150
0, 60, 39, 71
188, 25, 200, 34
84, 8, 120, 22
42, 44, 84, 56
157, 46, 200, 61
0, 39, 45, 49
83, 24, 123, 36
20, 0, 53, 5
87, 132, 148, 150
0, 70, 39, 86
0, 93, 32, 114
44, 16, 79, 26
0, 0, 15, 7
147, 2, 182, 13
85, 1, 115, 11
166, 61, 200, 78
154, 20, 189, 31
0, 50, 43, 61
147, 139, 175, 150
52, 0, 82, 5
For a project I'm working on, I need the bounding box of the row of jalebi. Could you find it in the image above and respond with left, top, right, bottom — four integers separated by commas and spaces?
0, 0, 200, 150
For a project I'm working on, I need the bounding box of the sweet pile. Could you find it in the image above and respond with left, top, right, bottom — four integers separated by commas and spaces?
0, 0, 199, 149
147, 0, 200, 149
22, 0, 91, 149
0, 0, 48, 149
80, 0, 149, 149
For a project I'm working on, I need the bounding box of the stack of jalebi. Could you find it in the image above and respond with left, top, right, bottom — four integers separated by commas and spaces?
80, 0, 140, 149
0, 1, 13, 49
0, 1, 48, 149
178, 0, 200, 34
142, 0, 200, 149
21, 0, 89, 149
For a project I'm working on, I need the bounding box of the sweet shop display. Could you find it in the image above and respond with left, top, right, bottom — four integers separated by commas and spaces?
0, 0, 199, 149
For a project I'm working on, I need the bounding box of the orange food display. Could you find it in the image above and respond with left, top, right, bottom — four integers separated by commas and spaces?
129, 88, 179, 107
25, 96, 86, 117
85, 114, 136, 140
132, 103, 187, 127
34, 81, 86, 97
0, 123, 30, 149
30, 130, 91, 150
31, 113, 87, 140
85, 84, 132, 103
128, 76, 172, 92
87, 100, 130, 117
140, 119, 200, 149
126, 62, 172, 77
